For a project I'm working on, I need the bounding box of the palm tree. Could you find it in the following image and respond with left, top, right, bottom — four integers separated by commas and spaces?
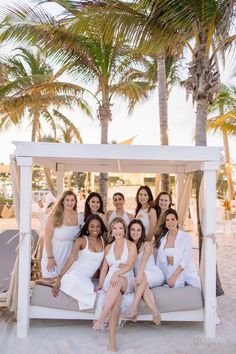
74, 0, 235, 295
208, 84, 236, 199
0, 3, 153, 206
0, 47, 91, 141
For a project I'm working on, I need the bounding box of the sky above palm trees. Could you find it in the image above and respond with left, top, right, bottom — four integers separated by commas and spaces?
0, 0, 235, 164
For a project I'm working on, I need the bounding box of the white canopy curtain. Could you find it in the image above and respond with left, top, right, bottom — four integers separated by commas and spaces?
5, 156, 21, 312
177, 173, 193, 227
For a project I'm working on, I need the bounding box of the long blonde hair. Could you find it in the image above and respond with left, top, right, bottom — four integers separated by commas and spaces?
51, 190, 77, 227
107, 217, 127, 244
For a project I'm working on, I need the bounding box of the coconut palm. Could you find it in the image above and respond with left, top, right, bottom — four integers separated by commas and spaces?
0, 47, 91, 141
0, 2, 153, 206
73, 0, 235, 295
208, 84, 236, 198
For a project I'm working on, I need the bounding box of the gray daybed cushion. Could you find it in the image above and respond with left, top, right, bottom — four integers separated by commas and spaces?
30, 284, 203, 314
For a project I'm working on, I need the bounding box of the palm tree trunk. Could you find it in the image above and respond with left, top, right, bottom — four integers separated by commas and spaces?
158, 52, 169, 192
194, 50, 224, 295
98, 95, 112, 210
223, 131, 234, 199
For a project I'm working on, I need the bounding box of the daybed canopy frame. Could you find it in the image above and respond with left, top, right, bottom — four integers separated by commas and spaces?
13, 142, 220, 339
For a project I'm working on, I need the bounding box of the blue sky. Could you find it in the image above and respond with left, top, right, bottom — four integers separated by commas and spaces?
0, 0, 235, 164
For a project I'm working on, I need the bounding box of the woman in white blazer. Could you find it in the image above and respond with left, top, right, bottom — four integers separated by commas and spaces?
154, 208, 200, 288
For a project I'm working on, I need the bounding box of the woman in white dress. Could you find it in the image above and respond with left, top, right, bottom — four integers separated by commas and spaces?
52, 214, 107, 310
40, 190, 82, 284
154, 191, 172, 226
106, 192, 133, 226
123, 219, 164, 324
79, 192, 107, 226
93, 217, 137, 352
155, 208, 200, 289
135, 186, 157, 241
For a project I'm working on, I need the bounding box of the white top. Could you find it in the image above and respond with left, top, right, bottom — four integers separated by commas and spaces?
74, 236, 104, 278
60, 236, 104, 310
107, 210, 130, 225
41, 215, 82, 278
136, 208, 150, 236
134, 250, 157, 275
156, 229, 196, 272
164, 248, 175, 257
103, 239, 135, 293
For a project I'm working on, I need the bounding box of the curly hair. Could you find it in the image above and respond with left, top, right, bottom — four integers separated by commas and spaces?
77, 214, 107, 241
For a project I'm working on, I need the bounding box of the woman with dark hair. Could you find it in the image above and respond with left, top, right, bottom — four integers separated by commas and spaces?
155, 208, 200, 289
154, 191, 172, 225
82, 192, 106, 225
41, 190, 82, 282
52, 214, 107, 310
135, 186, 157, 241
93, 217, 137, 352
123, 219, 164, 324
105, 192, 133, 226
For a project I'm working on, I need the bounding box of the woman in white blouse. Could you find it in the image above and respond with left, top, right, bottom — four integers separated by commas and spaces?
154, 208, 200, 288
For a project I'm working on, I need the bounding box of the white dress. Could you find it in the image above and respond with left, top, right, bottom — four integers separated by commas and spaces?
103, 240, 135, 294
107, 210, 130, 226
134, 250, 164, 288
60, 236, 104, 310
41, 217, 81, 278
136, 208, 150, 236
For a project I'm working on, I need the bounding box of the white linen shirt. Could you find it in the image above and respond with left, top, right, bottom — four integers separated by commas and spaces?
156, 229, 195, 273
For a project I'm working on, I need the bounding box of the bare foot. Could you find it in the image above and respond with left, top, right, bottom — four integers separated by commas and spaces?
108, 344, 117, 352
92, 320, 104, 331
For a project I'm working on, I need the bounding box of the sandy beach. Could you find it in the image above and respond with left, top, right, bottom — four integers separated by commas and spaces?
0, 218, 236, 354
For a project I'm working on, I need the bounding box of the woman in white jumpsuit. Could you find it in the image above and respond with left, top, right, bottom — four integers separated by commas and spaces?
155, 208, 200, 289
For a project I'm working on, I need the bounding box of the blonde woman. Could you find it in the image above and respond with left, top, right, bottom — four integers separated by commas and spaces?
93, 217, 137, 352
40, 190, 82, 284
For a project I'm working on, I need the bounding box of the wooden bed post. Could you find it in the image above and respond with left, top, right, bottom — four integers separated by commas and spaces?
203, 166, 217, 338
17, 157, 32, 338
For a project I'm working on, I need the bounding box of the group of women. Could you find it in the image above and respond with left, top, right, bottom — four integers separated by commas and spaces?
40, 187, 200, 352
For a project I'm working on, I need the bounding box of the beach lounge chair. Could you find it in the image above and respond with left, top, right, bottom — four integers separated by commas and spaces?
0, 230, 39, 307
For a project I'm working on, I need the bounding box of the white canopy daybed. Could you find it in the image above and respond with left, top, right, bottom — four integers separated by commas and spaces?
13, 142, 220, 339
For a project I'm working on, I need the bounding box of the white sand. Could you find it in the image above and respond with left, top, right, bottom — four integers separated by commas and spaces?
1, 218, 236, 353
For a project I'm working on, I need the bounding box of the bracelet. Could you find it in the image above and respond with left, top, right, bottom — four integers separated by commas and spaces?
47, 256, 54, 259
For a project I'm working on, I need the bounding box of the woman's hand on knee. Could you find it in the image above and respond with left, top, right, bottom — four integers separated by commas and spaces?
110, 272, 119, 287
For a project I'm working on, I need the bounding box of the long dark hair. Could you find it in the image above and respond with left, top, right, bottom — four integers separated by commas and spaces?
107, 217, 127, 244
77, 214, 107, 240
128, 219, 147, 253
154, 191, 172, 219
135, 185, 154, 217
84, 192, 105, 220
154, 208, 179, 248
